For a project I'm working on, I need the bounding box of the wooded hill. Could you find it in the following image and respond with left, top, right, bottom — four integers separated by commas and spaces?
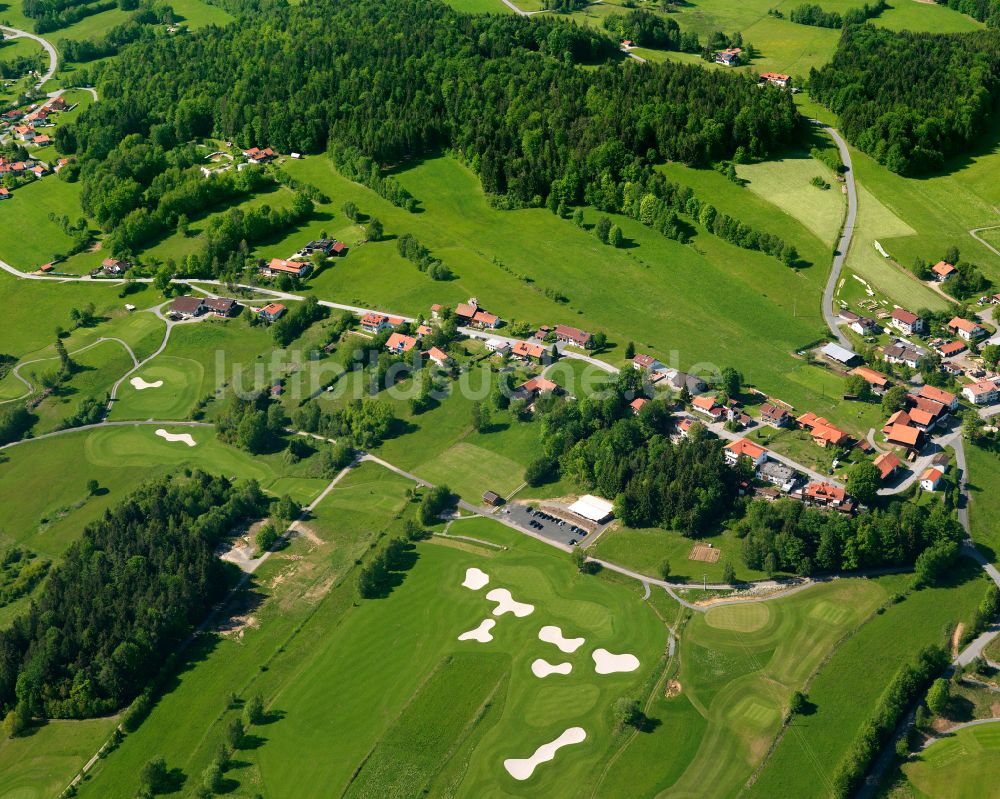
57, 0, 799, 262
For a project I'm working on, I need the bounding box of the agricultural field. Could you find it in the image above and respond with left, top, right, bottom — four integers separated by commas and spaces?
0, 176, 86, 269
897, 722, 1000, 799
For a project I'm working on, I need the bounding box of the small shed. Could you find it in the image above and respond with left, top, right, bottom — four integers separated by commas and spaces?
482, 490, 503, 507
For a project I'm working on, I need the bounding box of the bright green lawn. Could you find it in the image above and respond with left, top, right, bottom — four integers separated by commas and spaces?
748, 560, 991, 798
0, 716, 119, 799
588, 524, 769, 583
0, 176, 86, 268
110, 354, 205, 420
900, 722, 1000, 799
967, 443, 1000, 564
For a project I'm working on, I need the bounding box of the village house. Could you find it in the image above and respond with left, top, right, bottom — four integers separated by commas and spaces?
798, 482, 852, 512
553, 324, 594, 349
874, 451, 902, 482
938, 340, 967, 359
882, 343, 922, 369
724, 438, 768, 469
430, 303, 443, 319
920, 467, 944, 492
691, 395, 725, 422
416, 324, 433, 337
203, 297, 238, 318
386, 332, 418, 354
849, 366, 889, 394
651, 369, 706, 395
169, 296, 205, 319
932, 261, 956, 281
632, 354, 663, 372
261, 258, 310, 279
360, 313, 390, 334
100, 257, 130, 276
258, 303, 286, 323
484, 338, 510, 355
715, 47, 741, 66
917, 384, 959, 411
910, 396, 949, 427
53, 157, 71, 173
948, 316, 987, 342
797, 412, 849, 448
515, 376, 559, 403
963, 379, 1000, 405
885, 423, 923, 451
242, 147, 276, 164
511, 341, 547, 362
424, 347, 451, 366
0, 188, 10, 201
759, 402, 792, 427
299, 239, 338, 256
455, 298, 480, 322
850, 317, 880, 336
48, 96, 68, 111
882, 409, 911, 434
676, 418, 695, 439
759, 460, 798, 492
472, 310, 500, 329
907, 407, 937, 432
760, 72, 791, 88
630, 398, 649, 416
890, 308, 925, 336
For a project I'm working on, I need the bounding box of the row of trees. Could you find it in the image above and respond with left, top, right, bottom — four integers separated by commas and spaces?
788, 0, 887, 28
602, 10, 700, 52
809, 25, 1000, 174
396, 233, 454, 280
292, 398, 396, 450
0, 473, 269, 720
736, 497, 964, 577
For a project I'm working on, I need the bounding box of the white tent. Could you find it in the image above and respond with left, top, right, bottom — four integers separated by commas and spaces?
567, 495, 614, 524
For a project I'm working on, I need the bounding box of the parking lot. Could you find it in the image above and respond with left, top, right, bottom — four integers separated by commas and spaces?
501, 504, 590, 547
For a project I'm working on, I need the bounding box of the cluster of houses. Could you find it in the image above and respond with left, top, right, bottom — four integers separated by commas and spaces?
881, 384, 957, 452
631, 353, 707, 396
242, 147, 276, 165
721, 437, 855, 512
168, 295, 242, 320
258, 240, 348, 280
1, 96, 70, 144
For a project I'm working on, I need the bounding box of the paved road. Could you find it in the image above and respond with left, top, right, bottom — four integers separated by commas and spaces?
0, 26, 57, 88
813, 121, 857, 350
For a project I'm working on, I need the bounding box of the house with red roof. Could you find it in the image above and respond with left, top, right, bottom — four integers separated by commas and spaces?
759, 402, 792, 427
885, 423, 923, 450
360, 313, 389, 334
962, 379, 999, 406
261, 258, 310, 278
800, 482, 851, 511
553, 324, 593, 349
472, 310, 500, 329
949, 316, 987, 341
890, 308, 925, 336
691, 394, 725, 422
724, 438, 768, 469
632, 354, 663, 372
511, 341, 546, 362
515, 376, 559, 402
0, 188, 9, 201
425, 346, 451, 366
874, 451, 902, 481
918, 384, 958, 410
920, 468, 944, 491
760, 72, 791, 87
630, 398, 649, 416
258, 303, 286, 323
932, 261, 956, 281
386, 332, 418, 354
850, 366, 889, 393
938, 340, 967, 358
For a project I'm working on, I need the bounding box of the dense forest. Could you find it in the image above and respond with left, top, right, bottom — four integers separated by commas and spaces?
0, 473, 269, 720
809, 24, 1000, 173
57, 0, 799, 266
939, 0, 1000, 27
531, 372, 740, 532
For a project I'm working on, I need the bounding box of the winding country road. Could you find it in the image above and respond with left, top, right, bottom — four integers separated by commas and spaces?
813, 121, 857, 350
0, 25, 57, 88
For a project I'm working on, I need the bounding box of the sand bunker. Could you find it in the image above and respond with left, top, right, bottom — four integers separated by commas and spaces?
155, 428, 197, 447
458, 618, 496, 643
504, 727, 587, 781
538, 625, 585, 653
530, 658, 572, 678
486, 588, 534, 618
462, 567, 490, 590
592, 648, 640, 674
130, 376, 163, 390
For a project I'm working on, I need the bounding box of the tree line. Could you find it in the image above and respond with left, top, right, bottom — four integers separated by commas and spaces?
0, 473, 269, 721
788, 0, 887, 29
808, 24, 1000, 174
603, 9, 700, 52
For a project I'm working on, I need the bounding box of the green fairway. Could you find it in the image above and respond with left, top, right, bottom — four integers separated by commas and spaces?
0, 716, 119, 799
110, 354, 205, 420
902, 722, 1000, 799
748, 560, 991, 798
0, 424, 327, 560
598, 578, 886, 798
72, 480, 665, 799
